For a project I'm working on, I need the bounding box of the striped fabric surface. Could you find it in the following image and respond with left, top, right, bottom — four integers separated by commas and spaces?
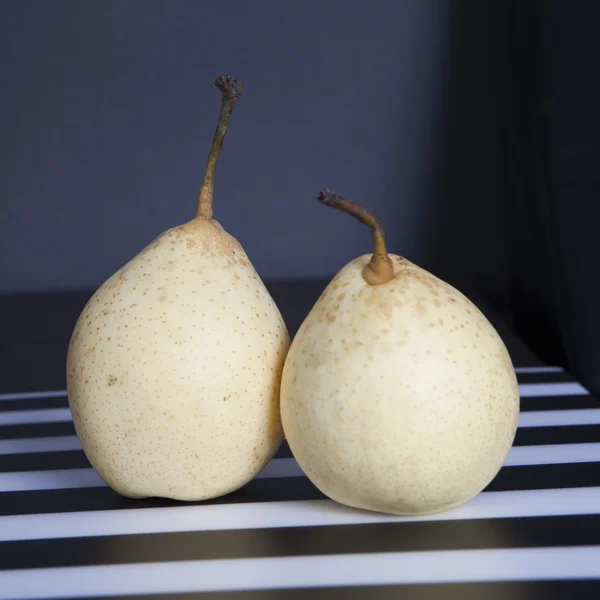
0, 366, 599, 599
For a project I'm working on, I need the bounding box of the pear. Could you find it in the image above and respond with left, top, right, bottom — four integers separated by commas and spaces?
66, 75, 290, 501
280, 189, 519, 515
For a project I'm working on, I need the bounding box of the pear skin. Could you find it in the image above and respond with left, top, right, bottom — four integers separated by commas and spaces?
66, 75, 290, 501
68, 218, 289, 500
280, 191, 519, 515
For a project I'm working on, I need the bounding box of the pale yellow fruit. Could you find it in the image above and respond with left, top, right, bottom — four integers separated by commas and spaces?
67, 218, 289, 500
66, 74, 291, 501
280, 253, 519, 515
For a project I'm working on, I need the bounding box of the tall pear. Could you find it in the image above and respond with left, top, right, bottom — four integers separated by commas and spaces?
66, 75, 290, 501
280, 189, 519, 515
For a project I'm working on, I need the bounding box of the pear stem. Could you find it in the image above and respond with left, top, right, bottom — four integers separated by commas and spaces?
317, 188, 395, 285
196, 74, 244, 220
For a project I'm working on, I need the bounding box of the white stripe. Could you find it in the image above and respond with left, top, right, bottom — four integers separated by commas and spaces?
0, 384, 591, 426
1, 486, 598, 543
1, 443, 599, 493
258, 457, 304, 478
1, 378, 564, 401
3, 405, 599, 456
504, 443, 600, 466
0, 468, 105, 492
0, 457, 303, 492
1, 546, 599, 599
0, 436, 82, 455
0, 408, 72, 425
514, 366, 564, 373
519, 382, 590, 397
519, 409, 600, 427
0, 391, 67, 401
0, 377, 584, 407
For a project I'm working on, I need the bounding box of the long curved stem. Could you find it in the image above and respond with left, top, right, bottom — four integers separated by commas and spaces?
317, 188, 395, 285
196, 74, 243, 220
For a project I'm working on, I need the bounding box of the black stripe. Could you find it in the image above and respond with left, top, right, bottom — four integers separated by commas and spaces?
514, 424, 600, 446
0, 394, 596, 421
276, 440, 293, 458
0, 396, 68, 411
486, 462, 600, 492
0, 421, 75, 439
520, 394, 599, 411
1, 513, 600, 571
7, 388, 580, 414
0, 462, 598, 517
0, 388, 594, 421
0, 402, 597, 447
0, 376, 571, 413
54, 580, 600, 600
0, 476, 326, 516
516, 371, 573, 384
0, 376, 569, 410
0, 450, 90, 472
1, 420, 597, 474
0, 442, 294, 473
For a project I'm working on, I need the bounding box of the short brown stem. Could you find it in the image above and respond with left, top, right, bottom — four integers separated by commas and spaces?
317, 188, 395, 285
196, 74, 243, 219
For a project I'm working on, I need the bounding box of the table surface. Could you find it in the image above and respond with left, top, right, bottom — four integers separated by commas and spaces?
1, 281, 599, 599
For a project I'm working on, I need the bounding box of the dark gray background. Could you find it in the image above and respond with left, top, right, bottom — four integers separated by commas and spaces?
0, 0, 511, 307
4, 1, 599, 395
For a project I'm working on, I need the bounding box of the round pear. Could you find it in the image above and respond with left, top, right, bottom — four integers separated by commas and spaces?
67, 75, 290, 501
280, 189, 519, 515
